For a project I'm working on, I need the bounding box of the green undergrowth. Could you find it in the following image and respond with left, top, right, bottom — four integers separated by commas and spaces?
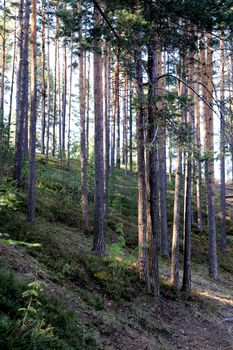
0, 157, 233, 349
0, 269, 104, 350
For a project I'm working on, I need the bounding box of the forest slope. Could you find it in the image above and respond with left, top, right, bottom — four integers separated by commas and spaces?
0, 158, 233, 350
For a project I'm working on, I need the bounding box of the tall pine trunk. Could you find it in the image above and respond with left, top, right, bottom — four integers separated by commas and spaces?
28, 0, 37, 223
78, 1, 89, 231
147, 40, 160, 299
0, 0, 6, 135
41, 8, 46, 154
104, 45, 110, 212
14, 0, 30, 183
182, 58, 193, 293
7, 10, 17, 145
46, 9, 51, 158
220, 32, 226, 251
171, 59, 185, 290
135, 50, 151, 293
201, 32, 218, 279
92, 2, 105, 256
157, 49, 169, 257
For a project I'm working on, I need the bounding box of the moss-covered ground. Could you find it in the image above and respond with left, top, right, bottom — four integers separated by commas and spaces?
0, 157, 233, 349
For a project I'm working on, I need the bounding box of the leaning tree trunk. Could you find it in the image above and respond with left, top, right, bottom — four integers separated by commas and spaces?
92, 1, 105, 256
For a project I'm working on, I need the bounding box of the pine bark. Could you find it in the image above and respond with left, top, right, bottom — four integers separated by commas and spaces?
7, 10, 17, 145
104, 45, 110, 212
194, 51, 203, 233
135, 50, 151, 293
92, 2, 105, 256
220, 33, 226, 251
52, 10, 59, 157
147, 41, 160, 299
0, 0, 6, 134
28, 0, 37, 223
182, 59, 193, 293
67, 36, 73, 165
129, 79, 133, 175
201, 32, 218, 279
41, 8, 46, 154
61, 14, 67, 160
78, 1, 89, 231
46, 9, 51, 158
14, 0, 30, 182
111, 52, 119, 168
171, 61, 185, 290
157, 49, 169, 258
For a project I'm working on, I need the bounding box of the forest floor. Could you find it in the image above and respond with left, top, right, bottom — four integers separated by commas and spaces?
0, 157, 233, 350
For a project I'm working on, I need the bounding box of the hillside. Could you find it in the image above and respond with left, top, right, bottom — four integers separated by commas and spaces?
0, 158, 233, 350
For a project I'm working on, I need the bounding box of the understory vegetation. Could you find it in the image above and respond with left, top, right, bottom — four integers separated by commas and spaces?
0, 157, 233, 350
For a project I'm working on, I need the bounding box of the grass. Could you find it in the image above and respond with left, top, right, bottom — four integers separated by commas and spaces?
0, 156, 233, 349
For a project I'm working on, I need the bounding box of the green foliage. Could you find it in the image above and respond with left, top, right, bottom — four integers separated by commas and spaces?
0, 269, 103, 350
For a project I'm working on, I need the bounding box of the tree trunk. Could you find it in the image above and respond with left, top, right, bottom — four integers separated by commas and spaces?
61, 17, 67, 160
78, 1, 89, 231
201, 32, 218, 279
182, 59, 193, 293
52, 9, 59, 157
0, 0, 6, 136
104, 44, 110, 212
129, 79, 133, 175
147, 40, 160, 299
14, 0, 30, 183
58, 35, 62, 160
194, 51, 203, 233
135, 50, 151, 293
92, 2, 105, 256
171, 60, 185, 290
46, 9, 51, 159
7, 9, 17, 146
28, 0, 37, 223
41, 8, 46, 155
123, 76, 128, 170
67, 36, 73, 165
220, 32, 226, 251
157, 49, 169, 258
111, 52, 119, 168
86, 52, 90, 160
171, 147, 182, 290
